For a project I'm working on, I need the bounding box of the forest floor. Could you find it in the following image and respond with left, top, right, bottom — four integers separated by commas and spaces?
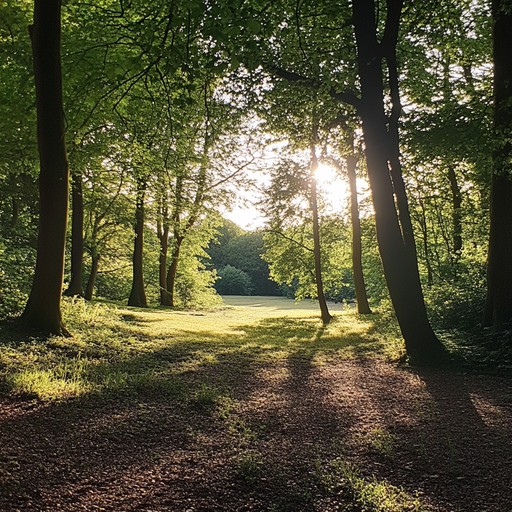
0, 296, 511, 512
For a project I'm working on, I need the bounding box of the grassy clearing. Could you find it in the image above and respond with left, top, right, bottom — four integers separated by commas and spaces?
0, 295, 403, 400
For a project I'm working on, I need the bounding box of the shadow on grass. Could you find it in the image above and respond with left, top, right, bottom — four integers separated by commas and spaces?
2, 307, 511, 510
0, 318, 361, 511
0, 309, 401, 404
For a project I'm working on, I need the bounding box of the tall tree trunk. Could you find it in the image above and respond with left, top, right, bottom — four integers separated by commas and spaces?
310, 124, 332, 325
22, 0, 69, 336
64, 170, 84, 296
484, 0, 512, 327
447, 167, 463, 259
158, 224, 172, 306
346, 154, 372, 314
418, 197, 434, 287
352, 0, 444, 363
385, 6, 417, 263
128, 180, 147, 307
166, 235, 183, 308
84, 253, 100, 301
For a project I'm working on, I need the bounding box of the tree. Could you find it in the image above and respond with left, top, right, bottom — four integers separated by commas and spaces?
216, 265, 253, 295
21, 0, 70, 335
349, 0, 445, 362
208, 227, 281, 296
310, 116, 332, 324
227, 0, 445, 360
323, 126, 373, 315
484, 0, 512, 328
127, 175, 147, 307
63, 155, 84, 297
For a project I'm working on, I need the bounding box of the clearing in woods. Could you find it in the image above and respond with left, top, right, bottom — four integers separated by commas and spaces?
0, 296, 511, 511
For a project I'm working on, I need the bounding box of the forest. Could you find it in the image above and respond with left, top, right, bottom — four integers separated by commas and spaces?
1, 1, 512, 511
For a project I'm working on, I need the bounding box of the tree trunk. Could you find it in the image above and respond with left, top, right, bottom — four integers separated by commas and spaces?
158, 224, 172, 306
352, 0, 445, 363
484, 0, 512, 327
128, 180, 147, 307
310, 126, 332, 325
165, 236, 183, 308
447, 167, 463, 259
84, 253, 100, 301
418, 197, 434, 287
64, 170, 84, 296
21, 0, 69, 336
346, 154, 372, 314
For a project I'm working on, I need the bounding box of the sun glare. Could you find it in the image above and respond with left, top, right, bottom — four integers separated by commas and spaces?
314, 163, 337, 184
314, 163, 351, 213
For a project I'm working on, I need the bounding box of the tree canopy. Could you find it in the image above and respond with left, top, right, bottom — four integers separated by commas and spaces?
1, 0, 509, 363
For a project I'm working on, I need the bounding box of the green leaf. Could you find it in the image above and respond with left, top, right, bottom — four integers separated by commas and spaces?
247, 19, 262, 34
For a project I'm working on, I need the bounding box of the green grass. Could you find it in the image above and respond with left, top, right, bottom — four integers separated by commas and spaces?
316, 458, 425, 512
0, 296, 404, 401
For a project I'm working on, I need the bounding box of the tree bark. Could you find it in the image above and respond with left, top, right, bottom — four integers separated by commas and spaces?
128, 179, 147, 307
346, 154, 372, 314
447, 167, 463, 259
158, 223, 172, 306
484, 0, 512, 327
64, 170, 84, 297
84, 253, 100, 301
21, 0, 69, 336
165, 235, 183, 308
352, 0, 445, 363
310, 123, 332, 325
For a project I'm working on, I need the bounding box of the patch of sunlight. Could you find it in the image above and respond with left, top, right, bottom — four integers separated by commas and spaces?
1, 297, 404, 402
7, 358, 92, 400
470, 394, 508, 428
316, 458, 425, 512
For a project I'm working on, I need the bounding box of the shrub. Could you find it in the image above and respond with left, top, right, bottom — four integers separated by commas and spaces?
215, 265, 253, 295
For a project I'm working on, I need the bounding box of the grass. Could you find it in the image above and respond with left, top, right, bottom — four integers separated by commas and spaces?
0, 296, 404, 401
365, 427, 397, 458
0, 296, 440, 511
316, 458, 425, 512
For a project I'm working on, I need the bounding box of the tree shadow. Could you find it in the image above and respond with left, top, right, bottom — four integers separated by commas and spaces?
1, 310, 511, 511
341, 359, 512, 511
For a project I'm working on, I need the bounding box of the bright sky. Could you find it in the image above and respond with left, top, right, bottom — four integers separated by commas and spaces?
223, 162, 354, 231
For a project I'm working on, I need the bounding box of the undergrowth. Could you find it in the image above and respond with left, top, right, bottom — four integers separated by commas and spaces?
1, 297, 405, 400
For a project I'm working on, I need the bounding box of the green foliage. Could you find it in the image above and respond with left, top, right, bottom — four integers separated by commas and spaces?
0, 0, 502, 363
207, 221, 281, 296
174, 257, 222, 308
94, 264, 133, 302
0, 243, 32, 319
216, 265, 253, 296
264, 217, 356, 303
235, 451, 265, 485
424, 279, 486, 333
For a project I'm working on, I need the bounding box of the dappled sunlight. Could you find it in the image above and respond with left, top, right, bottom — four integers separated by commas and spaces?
470, 394, 512, 430
0, 297, 407, 402
1, 298, 512, 511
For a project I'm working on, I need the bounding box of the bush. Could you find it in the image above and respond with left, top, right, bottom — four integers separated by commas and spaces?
215, 265, 253, 295
0, 268, 27, 319
424, 281, 485, 333
175, 266, 222, 308
0, 243, 31, 319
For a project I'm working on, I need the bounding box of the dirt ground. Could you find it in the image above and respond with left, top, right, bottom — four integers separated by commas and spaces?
1, 356, 511, 511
